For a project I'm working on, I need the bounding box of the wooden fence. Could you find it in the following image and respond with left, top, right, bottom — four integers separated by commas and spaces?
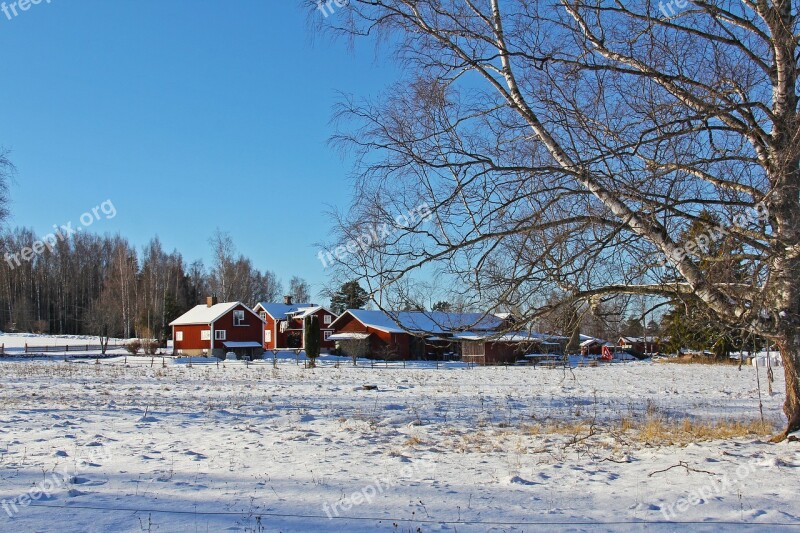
21, 340, 121, 353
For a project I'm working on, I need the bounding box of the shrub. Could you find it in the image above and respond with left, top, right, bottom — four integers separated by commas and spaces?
143, 339, 159, 355
125, 339, 142, 355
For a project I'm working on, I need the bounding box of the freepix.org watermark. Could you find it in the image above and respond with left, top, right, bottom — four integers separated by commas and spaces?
322, 458, 437, 519
317, 203, 434, 269
1, 0, 52, 22
4, 199, 117, 270
316, 0, 348, 18
2, 447, 113, 518
660, 456, 772, 520
656, 203, 769, 273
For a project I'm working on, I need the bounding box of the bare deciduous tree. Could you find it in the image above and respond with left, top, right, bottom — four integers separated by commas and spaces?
289, 276, 311, 303
0, 150, 12, 225
310, 0, 800, 438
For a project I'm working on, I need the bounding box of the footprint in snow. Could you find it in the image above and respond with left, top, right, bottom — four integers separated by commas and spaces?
508, 475, 538, 485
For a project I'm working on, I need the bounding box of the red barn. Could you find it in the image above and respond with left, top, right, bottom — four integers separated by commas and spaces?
253, 297, 338, 352
459, 332, 568, 365
170, 297, 264, 359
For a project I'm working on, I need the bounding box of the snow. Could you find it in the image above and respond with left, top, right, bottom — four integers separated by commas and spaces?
339, 309, 505, 334
0, 353, 797, 532
221, 341, 263, 349
0, 333, 129, 349
328, 332, 371, 341
255, 302, 316, 320
456, 331, 567, 343
169, 302, 256, 326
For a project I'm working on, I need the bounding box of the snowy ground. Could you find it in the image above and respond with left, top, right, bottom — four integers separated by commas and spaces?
0, 353, 798, 532
0, 332, 131, 358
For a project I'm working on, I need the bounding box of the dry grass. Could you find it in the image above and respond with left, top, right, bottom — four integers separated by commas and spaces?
516, 411, 776, 448
622, 415, 775, 445
404, 435, 424, 446
656, 355, 743, 365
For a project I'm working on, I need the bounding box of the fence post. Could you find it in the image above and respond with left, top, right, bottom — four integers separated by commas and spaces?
25, 343, 28, 354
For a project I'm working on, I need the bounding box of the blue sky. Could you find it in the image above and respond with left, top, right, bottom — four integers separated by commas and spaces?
0, 0, 396, 299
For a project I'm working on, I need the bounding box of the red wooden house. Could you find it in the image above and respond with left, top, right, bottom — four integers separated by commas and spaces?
253, 296, 338, 352
328, 309, 506, 360
170, 297, 264, 359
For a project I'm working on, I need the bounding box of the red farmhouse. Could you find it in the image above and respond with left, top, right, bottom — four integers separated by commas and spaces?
253, 297, 338, 352
170, 297, 264, 359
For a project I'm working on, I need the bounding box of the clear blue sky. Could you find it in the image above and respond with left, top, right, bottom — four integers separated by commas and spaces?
0, 0, 397, 299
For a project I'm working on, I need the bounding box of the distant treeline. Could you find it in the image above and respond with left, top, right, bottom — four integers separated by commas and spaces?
0, 228, 288, 340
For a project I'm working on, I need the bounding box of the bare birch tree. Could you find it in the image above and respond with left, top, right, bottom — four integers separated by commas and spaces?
309, 0, 800, 439
0, 150, 13, 225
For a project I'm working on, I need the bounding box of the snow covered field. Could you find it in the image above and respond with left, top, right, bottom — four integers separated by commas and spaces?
0, 332, 130, 358
0, 356, 797, 532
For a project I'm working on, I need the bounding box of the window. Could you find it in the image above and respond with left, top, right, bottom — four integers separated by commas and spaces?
234, 310, 246, 326
259, 311, 266, 320
265, 330, 272, 343
175, 331, 184, 342
201, 330, 211, 341
215, 330, 226, 341
324, 315, 333, 325
324, 330, 333, 341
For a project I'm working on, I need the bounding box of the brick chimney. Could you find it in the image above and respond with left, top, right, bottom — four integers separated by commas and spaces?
207, 296, 217, 307
283, 295, 293, 305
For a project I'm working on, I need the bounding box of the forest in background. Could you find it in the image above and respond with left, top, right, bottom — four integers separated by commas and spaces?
0, 228, 311, 342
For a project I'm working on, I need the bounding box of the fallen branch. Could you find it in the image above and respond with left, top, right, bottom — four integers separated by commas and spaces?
648, 461, 717, 477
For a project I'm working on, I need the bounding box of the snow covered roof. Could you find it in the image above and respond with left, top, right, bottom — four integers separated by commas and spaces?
328, 332, 371, 341
332, 309, 504, 335
579, 335, 612, 347
291, 306, 338, 319
222, 341, 263, 349
254, 302, 316, 320
456, 331, 568, 343
170, 302, 255, 326
620, 336, 665, 343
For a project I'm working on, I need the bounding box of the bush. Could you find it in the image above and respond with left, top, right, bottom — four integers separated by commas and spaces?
143, 339, 159, 355
125, 339, 142, 355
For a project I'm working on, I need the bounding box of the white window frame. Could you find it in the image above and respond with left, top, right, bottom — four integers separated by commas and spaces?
324, 315, 332, 325
175, 331, 184, 342
215, 329, 227, 341
323, 330, 333, 341
201, 330, 211, 341
259, 311, 267, 320
265, 330, 272, 343
233, 310, 246, 326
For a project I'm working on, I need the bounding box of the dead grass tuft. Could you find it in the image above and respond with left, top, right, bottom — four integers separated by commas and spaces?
626, 415, 775, 445
656, 355, 742, 365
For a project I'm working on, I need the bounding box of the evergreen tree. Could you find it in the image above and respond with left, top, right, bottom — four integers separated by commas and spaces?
330, 281, 368, 314
432, 301, 452, 312
304, 314, 320, 367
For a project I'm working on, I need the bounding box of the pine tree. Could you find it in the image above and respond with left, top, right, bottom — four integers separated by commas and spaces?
330, 281, 368, 314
